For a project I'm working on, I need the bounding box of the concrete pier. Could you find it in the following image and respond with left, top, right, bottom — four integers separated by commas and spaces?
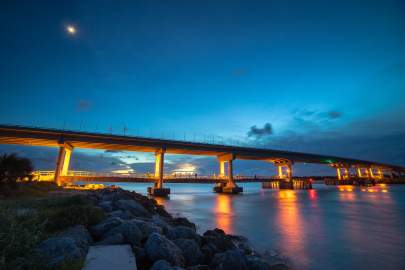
262, 179, 312, 189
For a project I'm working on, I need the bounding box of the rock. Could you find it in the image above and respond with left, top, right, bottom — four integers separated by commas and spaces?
91, 217, 123, 239
169, 217, 196, 231
96, 233, 125, 245
187, 265, 210, 270
109, 210, 134, 220
174, 238, 204, 266
36, 237, 84, 267
201, 243, 220, 264
152, 215, 172, 232
99, 200, 113, 212
150, 260, 174, 270
245, 255, 272, 270
130, 218, 163, 239
103, 221, 143, 246
210, 250, 248, 270
202, 229, 237, 252
145, 232, 185, 267
228, 235, 254, 255
133, 246, 152, 270
167, 226, 201, 244
116, 199, 151, 217
59, 225, 92, 252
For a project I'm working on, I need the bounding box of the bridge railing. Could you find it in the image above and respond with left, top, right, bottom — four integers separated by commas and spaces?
32, 170, 277, 180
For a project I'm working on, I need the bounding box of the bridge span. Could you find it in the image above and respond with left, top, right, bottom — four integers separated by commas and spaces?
1, 124, 404, 196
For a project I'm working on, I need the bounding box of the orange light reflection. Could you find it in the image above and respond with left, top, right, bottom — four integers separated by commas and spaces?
214, 195, 233, 234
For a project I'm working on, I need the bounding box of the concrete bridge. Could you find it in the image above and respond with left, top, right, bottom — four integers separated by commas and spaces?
1, 124, 404, 196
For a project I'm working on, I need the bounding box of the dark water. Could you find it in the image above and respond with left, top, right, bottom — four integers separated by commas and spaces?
102, 182, 405, 270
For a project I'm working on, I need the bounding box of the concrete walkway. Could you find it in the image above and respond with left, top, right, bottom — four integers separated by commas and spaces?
83, 245, 137, 270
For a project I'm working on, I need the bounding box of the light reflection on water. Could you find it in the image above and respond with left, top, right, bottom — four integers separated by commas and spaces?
99, 182, 405, 270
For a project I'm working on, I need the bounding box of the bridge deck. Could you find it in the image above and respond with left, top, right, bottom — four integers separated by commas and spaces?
1, 124, 404, 170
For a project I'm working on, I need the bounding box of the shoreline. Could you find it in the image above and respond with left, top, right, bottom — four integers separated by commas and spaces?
26, 186, 290, 270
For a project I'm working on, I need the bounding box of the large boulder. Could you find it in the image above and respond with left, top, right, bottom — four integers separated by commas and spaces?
91, 216, 123, 239
109, 210, 134, 220
202, 229, 237, 252
169, 217, 196, 231
36, 237, 84, 267
150, 260, 175, 270
95, 233, 125, 245
210, 250, 248, 270
150, 260, 186, 270
103, 221, 143, 246
167, 226, 201, 243
228, 235, 254, 255
201, 243, 220, 264
174, 238, 204, 266
59, 225, 92, 252
130, 218, 163, 239
145, 232, 185, 267
116, 199, 151, 218
133, 246, 152, 270
186, 265, 210, 270
99, 200, 113, 212
152, 215, 172, 232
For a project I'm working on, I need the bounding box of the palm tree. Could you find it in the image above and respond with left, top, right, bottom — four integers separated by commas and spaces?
0, 153, 33, 188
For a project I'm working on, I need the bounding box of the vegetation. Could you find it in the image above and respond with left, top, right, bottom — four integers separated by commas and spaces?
0, 153, 34, 196
0, 182, 105, 270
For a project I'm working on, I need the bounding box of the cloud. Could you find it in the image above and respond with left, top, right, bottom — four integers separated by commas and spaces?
247, 123, 273, 138
326, 111, 342, 119
77, 100, 92, 112
104, 150, 123, 153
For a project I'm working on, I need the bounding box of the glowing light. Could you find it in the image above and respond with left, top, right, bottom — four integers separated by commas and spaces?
214, 195, 233, 233
172, 163, 197, 176
309, 189, 317, 200
111, 168, 135, 175
66, 25, 76, 35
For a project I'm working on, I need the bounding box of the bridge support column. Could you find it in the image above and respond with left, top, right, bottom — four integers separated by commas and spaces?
54, 143, 73, 186
219, 160, 226, 178
148, 149, 170, 197
276, 162, 292, 180
214, 154, 242, 194
377, 168, 384, 179
336, 167, 342, 180
357, 167, 363, 178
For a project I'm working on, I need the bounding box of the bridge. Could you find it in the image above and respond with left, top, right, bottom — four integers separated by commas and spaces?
1, 124, 404, 195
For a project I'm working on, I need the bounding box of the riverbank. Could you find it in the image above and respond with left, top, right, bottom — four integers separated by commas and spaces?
0, 182, 289, 270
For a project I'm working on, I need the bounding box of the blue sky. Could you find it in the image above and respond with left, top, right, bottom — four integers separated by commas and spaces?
1, 0, 405, 175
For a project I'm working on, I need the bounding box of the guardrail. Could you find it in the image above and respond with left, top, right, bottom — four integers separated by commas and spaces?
32, 170, 276, 180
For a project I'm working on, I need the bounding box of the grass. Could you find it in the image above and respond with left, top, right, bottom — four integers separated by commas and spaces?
0, 182, 106, 270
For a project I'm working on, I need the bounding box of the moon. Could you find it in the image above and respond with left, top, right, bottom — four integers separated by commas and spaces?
66, 25, 76, 35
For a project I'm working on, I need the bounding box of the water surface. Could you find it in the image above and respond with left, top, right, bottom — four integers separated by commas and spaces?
99, 182, 405, 270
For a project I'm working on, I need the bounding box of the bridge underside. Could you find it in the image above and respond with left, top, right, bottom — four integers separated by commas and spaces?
58, 176, 277, 184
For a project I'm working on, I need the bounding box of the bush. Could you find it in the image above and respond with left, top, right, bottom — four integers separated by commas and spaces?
0, 154, 33, 194
0, 208, 46, 270
0, 194, 105, 269
44, 205, 105, 232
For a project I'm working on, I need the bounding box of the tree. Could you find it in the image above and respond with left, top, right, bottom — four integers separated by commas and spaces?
0, 153, 33, 189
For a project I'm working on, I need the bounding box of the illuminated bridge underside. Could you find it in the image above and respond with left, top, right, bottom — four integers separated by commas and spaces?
0, 124, 404, 170
59, 176, 276, 184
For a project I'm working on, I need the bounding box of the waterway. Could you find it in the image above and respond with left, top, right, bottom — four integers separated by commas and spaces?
96, 182, 405, 270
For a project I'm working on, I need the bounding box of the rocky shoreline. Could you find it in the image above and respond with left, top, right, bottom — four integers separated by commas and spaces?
37, 187, 290, 270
